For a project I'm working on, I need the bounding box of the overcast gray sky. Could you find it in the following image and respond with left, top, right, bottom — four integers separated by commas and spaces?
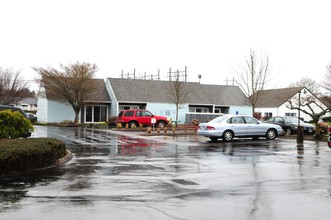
1, 0, 331, 90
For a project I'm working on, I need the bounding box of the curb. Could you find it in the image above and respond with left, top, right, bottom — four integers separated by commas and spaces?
56, 150, 73, 166
140, 131, 197, 136
35, 150, 73, 171
0, 150, 73, 178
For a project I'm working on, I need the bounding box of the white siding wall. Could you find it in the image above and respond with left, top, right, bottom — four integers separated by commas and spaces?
47, 100, 76, 123
105, 80, 118, 117
37, 97, 48, 123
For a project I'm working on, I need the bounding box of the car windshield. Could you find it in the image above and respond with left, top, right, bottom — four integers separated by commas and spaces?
209, 115, 228, 123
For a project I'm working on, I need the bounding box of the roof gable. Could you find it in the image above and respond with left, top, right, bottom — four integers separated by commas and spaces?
43, 78, 111, 103
254, 87, 303, 108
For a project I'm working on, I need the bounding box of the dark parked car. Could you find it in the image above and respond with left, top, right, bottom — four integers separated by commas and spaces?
0, 105, 32, 138
26, 113, 37, 123
265, 116, 315, 135
115, 109, 168, 128
0, 105, 28, 117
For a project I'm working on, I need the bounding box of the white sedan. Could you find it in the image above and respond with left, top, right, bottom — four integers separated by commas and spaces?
197, 115, 284, 142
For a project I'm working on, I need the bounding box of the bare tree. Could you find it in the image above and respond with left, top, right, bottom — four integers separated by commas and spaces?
286, 89, 329, 139
0, 68, 29, 105
320, 62, 331, 111
235, 49, 272, 115
34, 61, 99, 124
289, 77, 319, 94
166, 70, 191, 123
321, 62, 331, 94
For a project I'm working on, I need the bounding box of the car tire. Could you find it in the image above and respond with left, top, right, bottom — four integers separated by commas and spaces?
156, 120, 166, 128
266, 128, 277, 140
222, 130, 233, 142
129, 121, 138, 128
285, 127, 292, 135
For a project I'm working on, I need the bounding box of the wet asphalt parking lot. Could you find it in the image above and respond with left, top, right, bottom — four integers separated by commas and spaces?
1, 126, 331, 220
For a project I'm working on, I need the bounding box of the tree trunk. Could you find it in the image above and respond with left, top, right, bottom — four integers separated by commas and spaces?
74, 108, 80, 124
314, 121, 322, 140
176, 104, 179, 122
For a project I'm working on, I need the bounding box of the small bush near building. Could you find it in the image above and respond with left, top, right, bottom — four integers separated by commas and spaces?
0, 138, 66, 175
0, 110, 33, 139
108, 116, 118, 126
322, 117, 331, 122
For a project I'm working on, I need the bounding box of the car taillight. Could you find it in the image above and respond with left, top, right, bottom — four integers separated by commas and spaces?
207, 126, 215, 130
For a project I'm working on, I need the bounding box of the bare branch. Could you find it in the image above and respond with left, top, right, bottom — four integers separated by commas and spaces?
166, 71, 191, 121
0, 68, 29, 105
34, 61, 99, 123
235, 49, 272, 115
322, 62, 331, 94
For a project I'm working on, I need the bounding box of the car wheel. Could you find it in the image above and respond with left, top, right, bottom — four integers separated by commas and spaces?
285, 127, 292, 135
129, 121, 138, 128
210, 137, 218, 142
156, 120, 166, 128
222, 130, 233, 142
266, 128, 277, 140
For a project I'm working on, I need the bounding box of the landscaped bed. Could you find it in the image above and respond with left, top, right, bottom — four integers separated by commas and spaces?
0, 138, 69, 176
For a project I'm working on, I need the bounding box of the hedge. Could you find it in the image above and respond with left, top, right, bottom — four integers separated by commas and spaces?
0, 138, 66, 175
0, 110, 33, 139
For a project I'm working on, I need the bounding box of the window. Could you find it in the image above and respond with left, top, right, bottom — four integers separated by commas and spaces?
264, 112, 272, 118
285, 112, 296, 117
244, 116, 258, 124
124, 111, 134, 117
86, 106, 93, 122
215, 107, 229, 114
119, 105, 140, 111
230, 116, 245, 124
190, 107, 209, 113
85, 105, 108, 123
165, 110, 171, 116
142, 111, 153, 117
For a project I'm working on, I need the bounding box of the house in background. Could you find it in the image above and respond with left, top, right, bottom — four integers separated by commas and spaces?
106, 78, 252, 123
37, 78, 111, 123
16, 97, 37, 112
253, 87, 327, 122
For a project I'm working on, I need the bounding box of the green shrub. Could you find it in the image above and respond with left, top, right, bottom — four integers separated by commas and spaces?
108, 116, 118, 125
0, 138, 66, 175
0, 110, 33, 139
322, 117, 331, 122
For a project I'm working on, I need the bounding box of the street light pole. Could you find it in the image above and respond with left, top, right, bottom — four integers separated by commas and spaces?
297, 91, 304, 144
298, 91, 301, 127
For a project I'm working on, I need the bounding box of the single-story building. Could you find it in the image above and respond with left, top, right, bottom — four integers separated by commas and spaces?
15, 97, 37, 111
106, 78, 252, 123
253, 87, 328, 122
37, 77, 253, 124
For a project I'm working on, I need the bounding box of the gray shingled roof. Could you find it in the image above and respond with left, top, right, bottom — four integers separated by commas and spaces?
254, 87, 303, 108
45, 78, 111, 103
87, 79, 111, 103
107, 78, 251, 106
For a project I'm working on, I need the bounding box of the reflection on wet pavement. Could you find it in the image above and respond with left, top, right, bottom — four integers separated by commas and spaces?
1, 126, 331, 220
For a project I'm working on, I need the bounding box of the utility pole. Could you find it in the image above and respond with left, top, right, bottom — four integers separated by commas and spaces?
167, 66, 187, 81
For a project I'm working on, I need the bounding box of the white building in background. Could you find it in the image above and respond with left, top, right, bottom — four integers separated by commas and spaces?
253, 87, 328, 122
